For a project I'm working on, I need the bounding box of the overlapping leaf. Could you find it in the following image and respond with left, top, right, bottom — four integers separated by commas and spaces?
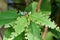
40, 0, 51, 11
29, 12, 56, 29
13, 16, 27, 34
40, 0, 51, 18
25, 2, 38, 13
7, 17, 28, 40
49, 28, 60, 39
45, 32, 53, 40
2, 0, 58, 40
13, 31, 25, 40
26, 22, 42, 40
4, 27, 15, 38
0, 10, 18, 26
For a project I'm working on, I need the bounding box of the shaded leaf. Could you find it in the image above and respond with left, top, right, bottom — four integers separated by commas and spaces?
4, 27, 15, 38
13, 31, 25, 40
40, 0, 51, 11
0, 10, 18, 26
49, 28, 60, 39
25, 2, 38, 13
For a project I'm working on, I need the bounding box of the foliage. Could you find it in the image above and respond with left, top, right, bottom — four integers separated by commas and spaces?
26, 22, 42, 40
0, 0, 59, 40
0, 10, 18, 27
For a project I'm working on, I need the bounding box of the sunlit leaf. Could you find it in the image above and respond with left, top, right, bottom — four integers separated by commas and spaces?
29, 12, 56, 29
26, 22, 42, 40
13, 16, 27, 34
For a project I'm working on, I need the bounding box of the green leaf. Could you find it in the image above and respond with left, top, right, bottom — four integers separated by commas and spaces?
25, 2, 38, 13
5, 16, 28, 40
49, 28, 60, 39
40, 0, 51, 21
13, 16, 27, 34
40, 11, 51, 18
3, 36, 8, 40
45, 32, 53, 40
26, 22, 42, 40
0, 10, 18, 26
13, 31, 25, 40
4, 27, 15, 38
40, 0, 51, 11
29, 12, 56, 29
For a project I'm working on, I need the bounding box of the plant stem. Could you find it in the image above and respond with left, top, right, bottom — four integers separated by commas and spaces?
36, 0, 42, 12
24, 0, 29, 6
42, 27, 48, 40
36, 0, 48, 40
